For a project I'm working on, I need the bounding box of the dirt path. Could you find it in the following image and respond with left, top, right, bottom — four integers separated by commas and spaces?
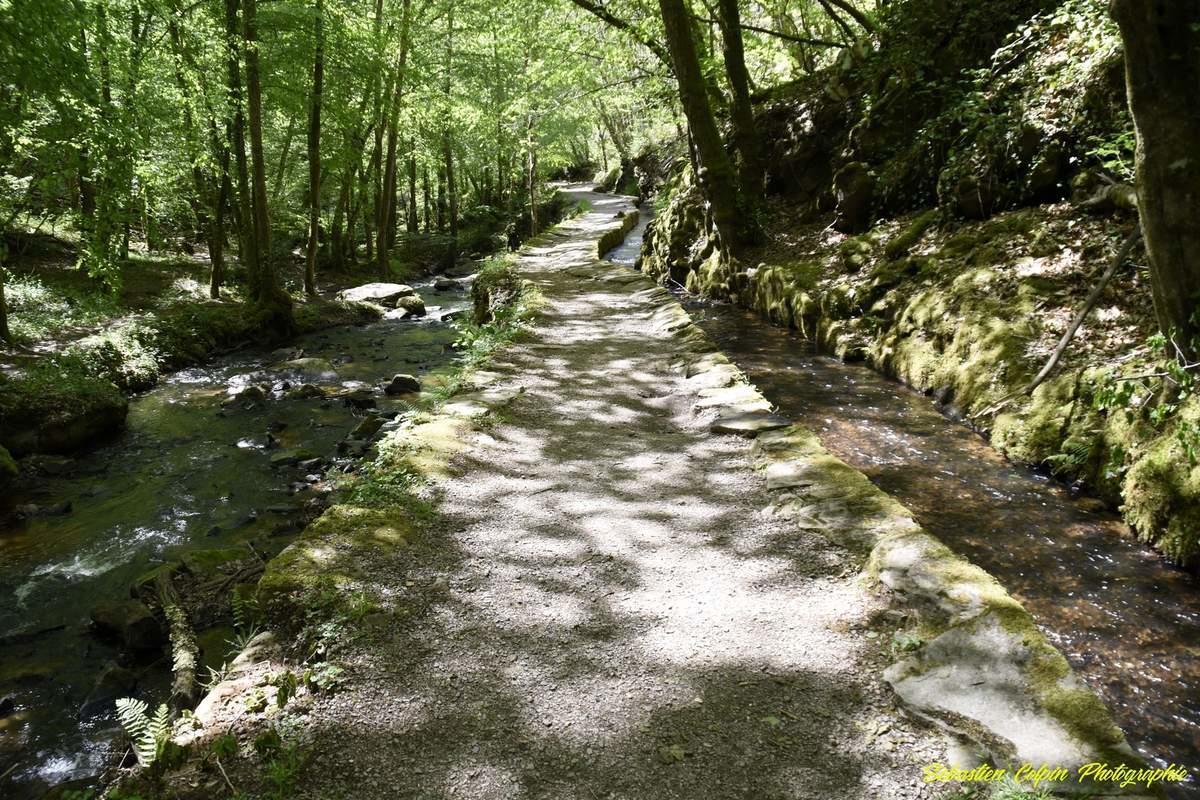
296, 188, 948, 799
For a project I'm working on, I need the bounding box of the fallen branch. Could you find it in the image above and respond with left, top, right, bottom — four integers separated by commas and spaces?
970, 229, 1142, 421
156, 571, 200, 710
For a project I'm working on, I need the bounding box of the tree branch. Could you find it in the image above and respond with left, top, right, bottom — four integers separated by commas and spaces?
692, 15, 845, 48
566, 0, 673, 66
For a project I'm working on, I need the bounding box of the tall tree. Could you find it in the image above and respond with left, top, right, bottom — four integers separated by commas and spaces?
304, 0, 325, 296
243, 0, 295, 331
376, 0, 413, 276
715, 0, 763, 209
1111, 0, 1200, 357
657, 0, 742, 255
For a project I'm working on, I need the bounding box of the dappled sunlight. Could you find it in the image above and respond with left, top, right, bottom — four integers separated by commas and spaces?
280, 190, 936, 800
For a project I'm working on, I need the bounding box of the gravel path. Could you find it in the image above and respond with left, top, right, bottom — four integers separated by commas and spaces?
297, 189, 950, 800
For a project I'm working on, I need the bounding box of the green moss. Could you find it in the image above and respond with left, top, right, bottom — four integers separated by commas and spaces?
883, 210, 940, 259
0, 445, 16, 480
597, 208, 640, 257
181, 548, 249, 577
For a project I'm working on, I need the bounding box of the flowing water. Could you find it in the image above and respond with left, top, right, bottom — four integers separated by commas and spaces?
0, 275, 474, 799
607, 210, 1200, 797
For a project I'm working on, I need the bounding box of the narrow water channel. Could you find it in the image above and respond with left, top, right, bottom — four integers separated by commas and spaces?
0, 274, 474, 799
607, 210, 1199, 797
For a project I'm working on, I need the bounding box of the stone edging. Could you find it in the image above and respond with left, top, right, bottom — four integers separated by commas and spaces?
609, 253, 1158, 798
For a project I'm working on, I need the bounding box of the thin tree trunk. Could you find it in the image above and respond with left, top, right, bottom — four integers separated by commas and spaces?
422, 164, 431, 231
0, 255, 9, 343
226, 0, 256, 275
271, 117, 297, 203
304, 0, 324, 296
716, 0, 763, 207
1111, 0, 1200, 358
377, 0, 413, 276
244, 0, 295, 331
437, 162, 446, 231
406, 144, 418, 233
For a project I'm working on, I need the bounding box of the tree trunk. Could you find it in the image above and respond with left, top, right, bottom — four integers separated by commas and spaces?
304, 0, 324, 297
0, 253, 9, 343
377, 0, 413, 276
406, 144, 418, 233
271, 118, 296, 204
244, 0, 295, 332
423, 164, 431, 231
1111, 0, 1200, 357
445, 133, 458, 254
716, 0, 764, 207
226, 0, 256, 276
658, 0, 742, 256
437, 162, 446, 232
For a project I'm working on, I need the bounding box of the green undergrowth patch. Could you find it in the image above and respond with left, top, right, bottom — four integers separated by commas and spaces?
0, 295, 379, 456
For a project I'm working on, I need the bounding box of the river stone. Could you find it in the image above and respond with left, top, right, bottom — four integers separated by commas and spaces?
709, 411, 792, 438
286, 383, 325, 400
394, 295, 426, 317
224, 384, 268, 407
0, 696, 13, 717
90, 599, 163, 651
79, 662, 136, 719
350, 416, 385, 441
384, 374, 421, 395
270, 448, 320, 468
434, 277, 461, 290
338, 282, 418, 306
274, 358, 339, 382
338, 388, 376, 409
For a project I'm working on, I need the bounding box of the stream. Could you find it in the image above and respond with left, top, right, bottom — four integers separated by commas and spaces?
0, 273, 475, 799
607, 209, 1199, 797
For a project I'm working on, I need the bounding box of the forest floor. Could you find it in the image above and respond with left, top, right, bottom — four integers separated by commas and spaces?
245, 189, 951, 799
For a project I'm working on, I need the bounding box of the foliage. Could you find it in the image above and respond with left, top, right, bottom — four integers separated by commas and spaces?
114, 698, 172, 769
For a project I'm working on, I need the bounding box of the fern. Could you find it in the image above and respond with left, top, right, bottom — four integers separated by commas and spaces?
115, 697, 172, 768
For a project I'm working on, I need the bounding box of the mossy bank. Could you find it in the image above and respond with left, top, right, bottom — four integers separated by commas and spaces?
0, 297, 380, 463
642, 166, 1199, 568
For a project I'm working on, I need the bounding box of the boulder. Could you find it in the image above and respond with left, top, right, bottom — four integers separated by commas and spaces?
270, 449, 320, 468
394, 295, 426, 317
433, 277, 461, 291
273, 358, 339, 383
285, 383, 325, 400
0, 696, 15, 717
832, 161, 875, 233
350, 416, 385, 441
90, 599, 163, 652
223, 384, 269, 408
79, 662, 136, 719
383, 374, 421, 396
337, 388, 376, 409
338, 282, 418, 306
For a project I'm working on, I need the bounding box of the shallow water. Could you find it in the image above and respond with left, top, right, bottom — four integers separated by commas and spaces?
0, 277, 473, 799
606, 214, 1200, 796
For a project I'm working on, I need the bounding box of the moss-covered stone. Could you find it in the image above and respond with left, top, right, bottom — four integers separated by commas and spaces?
181, 548, 249, 577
